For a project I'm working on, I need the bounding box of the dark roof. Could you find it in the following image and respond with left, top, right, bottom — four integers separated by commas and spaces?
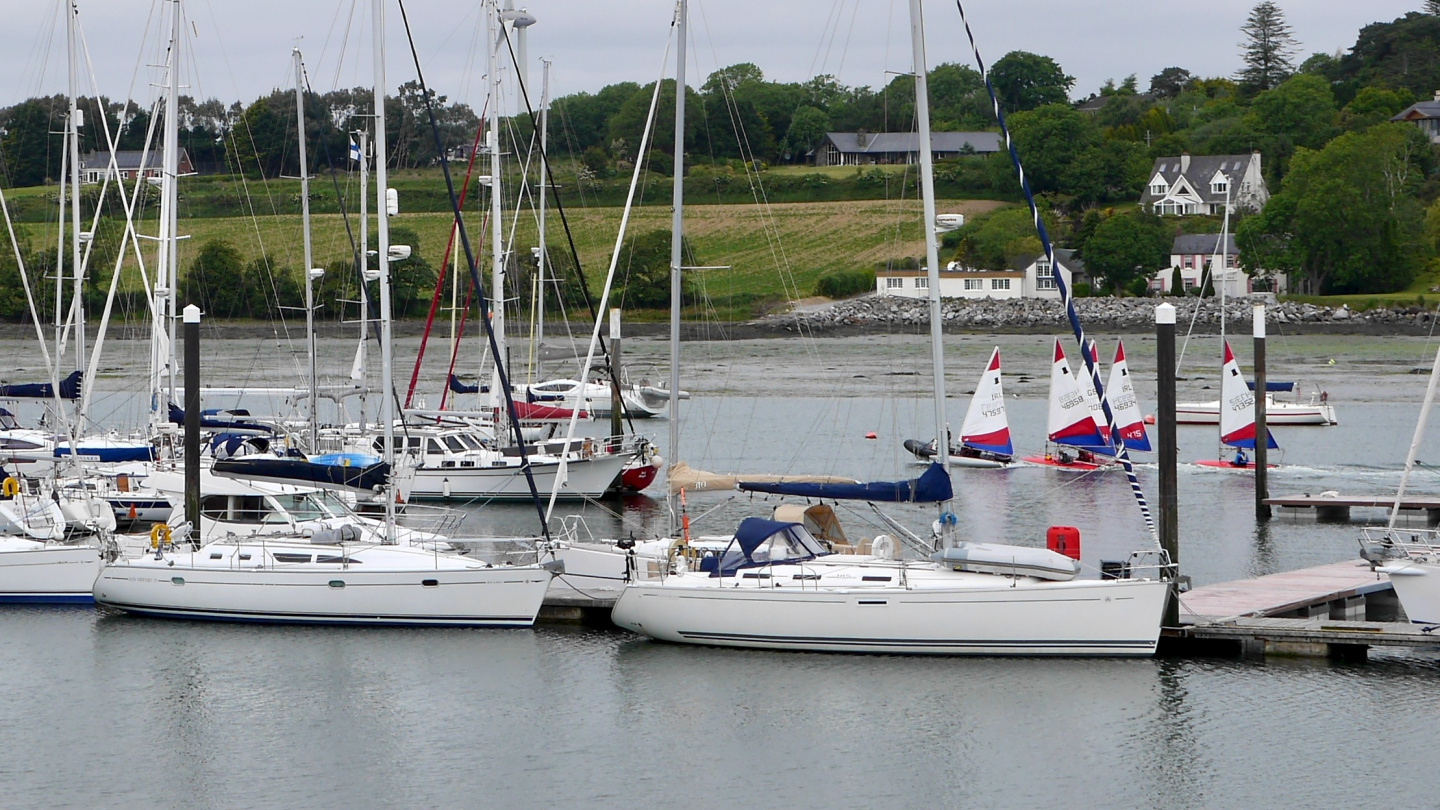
1171, 233, 1238, 255
80, 150, 190, 171
1392, 101, 1440, 121
1014, 248, 1085, 274
1140, 154, 1255, 205
823, 132, 1001, 154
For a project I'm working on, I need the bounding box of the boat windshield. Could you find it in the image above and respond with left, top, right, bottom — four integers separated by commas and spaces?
706, 518, 828, 577
275, 491, 348, 522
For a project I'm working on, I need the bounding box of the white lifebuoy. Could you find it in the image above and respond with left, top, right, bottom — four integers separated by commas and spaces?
870, 534, 895, 560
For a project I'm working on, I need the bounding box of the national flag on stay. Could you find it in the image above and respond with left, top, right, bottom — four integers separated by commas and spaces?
348, 138, 361, 161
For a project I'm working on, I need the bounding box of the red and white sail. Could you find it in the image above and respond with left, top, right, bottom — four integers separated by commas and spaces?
1105, 340, 1151, 452
1047, 340, 1108, 450
1079, 340, 1108, 440
1219, 340, 1278, 449
960, 347, 1013, 456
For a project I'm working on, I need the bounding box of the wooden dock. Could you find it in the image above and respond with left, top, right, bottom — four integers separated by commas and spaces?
1263, 493, 1440, 525
1168, 560, 1436, 659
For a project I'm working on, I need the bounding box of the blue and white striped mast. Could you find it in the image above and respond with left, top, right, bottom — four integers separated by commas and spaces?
953, 0, 1157, 539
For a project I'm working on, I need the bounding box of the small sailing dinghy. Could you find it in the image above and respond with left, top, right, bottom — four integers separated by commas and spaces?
1105, 340, 1151, 453
1021, 340, 1115, 471
903, 347, 1014, 468
1195, 341, 1279, 469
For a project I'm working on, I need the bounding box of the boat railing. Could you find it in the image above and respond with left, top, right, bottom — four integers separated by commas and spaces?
1360, 526, 1440, 561
393, 504, 466, 537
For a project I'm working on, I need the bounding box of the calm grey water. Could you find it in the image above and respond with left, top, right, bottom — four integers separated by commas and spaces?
6, 331, 1440, 808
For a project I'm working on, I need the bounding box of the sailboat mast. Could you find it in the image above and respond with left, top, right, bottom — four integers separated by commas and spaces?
294, 47, 318, 451
164, 0, 181, 409
488, 1, 507, 414
67, 0, 85, 374
357, 127, 369, 425
150, 0, 180, 431
907, 0, 951, 480
667, 0, 687, 535
536, 59, 550, 359
372, 0, 396, 538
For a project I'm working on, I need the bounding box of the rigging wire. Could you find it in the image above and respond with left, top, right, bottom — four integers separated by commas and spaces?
395, 0, 550, 539
953, 0, 1158, 541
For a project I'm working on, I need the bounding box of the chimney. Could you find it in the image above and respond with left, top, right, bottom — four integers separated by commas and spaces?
1179, 152, 1190, 174
1433, 90, 1440, 102
856, 129, 869, 148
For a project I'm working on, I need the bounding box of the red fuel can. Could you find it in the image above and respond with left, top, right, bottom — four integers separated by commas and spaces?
1046, 526, 1081, 560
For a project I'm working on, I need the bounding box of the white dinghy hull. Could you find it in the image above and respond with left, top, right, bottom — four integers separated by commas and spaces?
612, 565, 1168, 656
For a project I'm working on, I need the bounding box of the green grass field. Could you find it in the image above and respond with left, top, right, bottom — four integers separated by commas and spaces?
18, 197, 1007, 321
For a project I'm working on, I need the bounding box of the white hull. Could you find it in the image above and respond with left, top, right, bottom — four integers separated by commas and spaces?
613, 561, 1168, 656
94, 544, 553, 626
1378, 559, 1440, 624
949, 455, 1011, 469
0, 540, 102, 602
1175, 399, 1336, 425
402, 452, 629, 501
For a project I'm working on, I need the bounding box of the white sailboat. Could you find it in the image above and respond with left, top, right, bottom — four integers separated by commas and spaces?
610, 0, 1169, 656
1020, 340, 1114, 471
1175, 201, 1337, 427
1193, 340, 1279, 469
1361, 321, 1440, 622
903, 347, 1013, 468
92, 0, 557, 627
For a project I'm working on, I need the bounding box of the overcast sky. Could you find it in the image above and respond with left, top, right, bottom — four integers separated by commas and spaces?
2, 0, 1427, 113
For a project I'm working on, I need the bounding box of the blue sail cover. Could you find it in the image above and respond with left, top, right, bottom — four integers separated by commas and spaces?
448, 374, 486, 394
1247, 381, 1295, 392
168, 403, 271, 434
212, 457, 390, 493
0, 370, 82, 400
737, 462, 953, 503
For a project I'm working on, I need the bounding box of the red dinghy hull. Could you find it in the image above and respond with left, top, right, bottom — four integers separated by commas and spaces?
1194, 459, 1278, 470
1020, 454, 1115, 472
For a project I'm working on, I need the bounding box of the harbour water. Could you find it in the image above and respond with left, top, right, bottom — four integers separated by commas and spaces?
5, 329, 1440, 808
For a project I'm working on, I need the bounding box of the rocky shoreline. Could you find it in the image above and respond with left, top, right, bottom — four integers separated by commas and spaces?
754, 295, 1440, 336
6, 296, 1435, 342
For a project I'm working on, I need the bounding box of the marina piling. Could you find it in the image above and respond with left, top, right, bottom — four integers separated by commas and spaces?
1254, 304, 1270, 519
183, 304, 200, 547
1156, 303, 1179, 627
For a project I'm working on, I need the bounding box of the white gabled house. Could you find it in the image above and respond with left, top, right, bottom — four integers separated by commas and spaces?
1138, 152, 1267, 216
1150, 233, 1285, 295
875, 249, 1085, 300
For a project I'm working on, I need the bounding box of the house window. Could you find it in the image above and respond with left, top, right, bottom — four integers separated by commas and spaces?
1150, 182, 1166, 196
1036, 259, 1056, 291
885, 277, 903, 289
914, 276, 929, 289
1183, 277, 1196, 290
1183, 257, 1193, 269
1212, 180, 1228, 195
964, 279, 982, 291
1226, 255, 1236, 268
991, 278, 1011, 291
